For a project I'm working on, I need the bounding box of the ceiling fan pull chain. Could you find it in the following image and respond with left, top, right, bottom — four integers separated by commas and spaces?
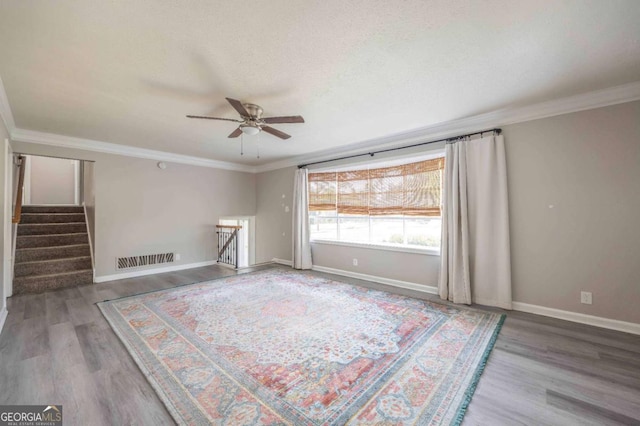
257, 132, 261, 159
240, 133, 244, 156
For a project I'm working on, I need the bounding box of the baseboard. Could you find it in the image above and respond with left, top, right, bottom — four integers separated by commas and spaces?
82, 202, 95, 272
272, 258, 293, 267
95, 260, 218, 283
0, 307, 7, 335
311, 265, 438, 296
257, 263, 640, 336
512, 302, 640, 336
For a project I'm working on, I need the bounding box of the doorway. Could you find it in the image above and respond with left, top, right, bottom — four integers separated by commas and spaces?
218, 216, 255, 268
22, 155, 80, 205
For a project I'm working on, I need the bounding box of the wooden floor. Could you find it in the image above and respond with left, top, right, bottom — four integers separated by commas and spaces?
1, 264, 638, 425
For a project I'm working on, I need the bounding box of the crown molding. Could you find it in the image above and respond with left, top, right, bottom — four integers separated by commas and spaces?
0, 76, 16, 133
2, 72, 255, 172
3, 70, 640, 174
255, 80, 640, 173
10, 128, 256, 172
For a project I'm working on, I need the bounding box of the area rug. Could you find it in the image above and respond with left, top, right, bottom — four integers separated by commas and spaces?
98, 269, 504, 425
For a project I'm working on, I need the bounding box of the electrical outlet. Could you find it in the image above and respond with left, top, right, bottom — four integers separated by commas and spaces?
581, 291, 592, 305
175, 253, 181, 261
352, 258, 358, 266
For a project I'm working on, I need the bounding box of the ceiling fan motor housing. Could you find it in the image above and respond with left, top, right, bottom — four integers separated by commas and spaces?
242, 103, 263, 119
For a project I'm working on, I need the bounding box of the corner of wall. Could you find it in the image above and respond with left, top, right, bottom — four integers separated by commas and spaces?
0, 306, 7, 335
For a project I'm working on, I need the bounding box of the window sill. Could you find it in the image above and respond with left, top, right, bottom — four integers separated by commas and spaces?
310, 239, 441, 256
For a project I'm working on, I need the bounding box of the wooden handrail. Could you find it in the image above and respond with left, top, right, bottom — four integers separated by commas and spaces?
216, 224, 242, 229
12, 155, 25, 224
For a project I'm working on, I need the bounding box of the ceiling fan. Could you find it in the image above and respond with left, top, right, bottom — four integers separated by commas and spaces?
187, 97, 304, 140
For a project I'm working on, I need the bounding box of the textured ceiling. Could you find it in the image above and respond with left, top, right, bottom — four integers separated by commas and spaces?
1, 0, 639, 166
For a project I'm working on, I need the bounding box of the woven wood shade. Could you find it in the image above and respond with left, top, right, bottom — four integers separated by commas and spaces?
308, 172, 337, 211
308, 157, 444, 217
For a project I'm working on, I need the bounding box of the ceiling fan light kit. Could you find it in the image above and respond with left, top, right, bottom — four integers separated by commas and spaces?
187, 97, 305, 142
240, 124, 260, 136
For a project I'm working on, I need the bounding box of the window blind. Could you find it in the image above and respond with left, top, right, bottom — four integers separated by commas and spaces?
337, 170, 370, 215
308, 157, 444, 217
308, 172, 337, 211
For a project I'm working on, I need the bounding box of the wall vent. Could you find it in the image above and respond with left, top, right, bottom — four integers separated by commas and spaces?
116, 253, 174, 270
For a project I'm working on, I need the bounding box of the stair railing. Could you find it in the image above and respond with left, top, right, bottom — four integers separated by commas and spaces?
216, 225, 242, 269
12, 155, 26, 224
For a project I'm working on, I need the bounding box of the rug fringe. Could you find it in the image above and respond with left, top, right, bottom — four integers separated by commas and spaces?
452, 313, 506, 426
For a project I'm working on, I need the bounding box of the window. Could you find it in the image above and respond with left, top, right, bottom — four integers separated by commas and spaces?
308, 156, 444, 252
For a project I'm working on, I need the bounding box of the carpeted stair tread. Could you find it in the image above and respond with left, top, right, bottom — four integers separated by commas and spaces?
13, 269, 93, 294
15, 255, 91, 265
14, 256, 92, 277
15, 244, 91, 262
17, 233, 88, 249
22, 205, 84, 213
18, 222, 87, 236
14, 204, 93, 293
20, 213, 86, 224
14, 268, 92, 278
13, 269, 93, 284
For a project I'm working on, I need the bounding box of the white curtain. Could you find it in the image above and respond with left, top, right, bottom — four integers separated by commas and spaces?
439, 133, 512, 309
292, 168, 313, 269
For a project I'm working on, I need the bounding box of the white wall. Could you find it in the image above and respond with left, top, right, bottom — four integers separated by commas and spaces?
0, 120, 10, 323
11, 142, 257, 279
27, 155, 77, 204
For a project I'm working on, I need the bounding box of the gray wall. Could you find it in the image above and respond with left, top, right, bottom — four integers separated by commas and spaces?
11, 141, 257, 278
7, 101, 639, 323
255, 166, 295, 263
312, 243, 440, 287
28, 155, 77, 204
504, 101, 640, 323
257, 101, 640, 324
82, 161, 95, 265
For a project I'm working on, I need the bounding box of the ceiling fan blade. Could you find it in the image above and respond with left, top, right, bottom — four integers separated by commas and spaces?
186, 115, 242, 123
228, 128, 242, 138
262, 115, 305, 124
225, 97, 250, 117
262, 126, 291, 140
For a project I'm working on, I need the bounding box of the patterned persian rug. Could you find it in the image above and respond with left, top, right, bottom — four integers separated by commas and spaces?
99, 269, 504, 425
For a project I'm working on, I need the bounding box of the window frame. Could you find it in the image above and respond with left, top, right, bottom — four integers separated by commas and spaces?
307, 150, 444, 256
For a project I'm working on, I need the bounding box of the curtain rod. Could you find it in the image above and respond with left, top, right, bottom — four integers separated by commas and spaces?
298, 128, 502, 169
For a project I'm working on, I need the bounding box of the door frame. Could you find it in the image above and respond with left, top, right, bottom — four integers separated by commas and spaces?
21, 155, 80, 206
219, 216, 255, 267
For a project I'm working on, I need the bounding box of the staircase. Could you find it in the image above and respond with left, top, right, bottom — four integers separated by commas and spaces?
14, 205, 93, 294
